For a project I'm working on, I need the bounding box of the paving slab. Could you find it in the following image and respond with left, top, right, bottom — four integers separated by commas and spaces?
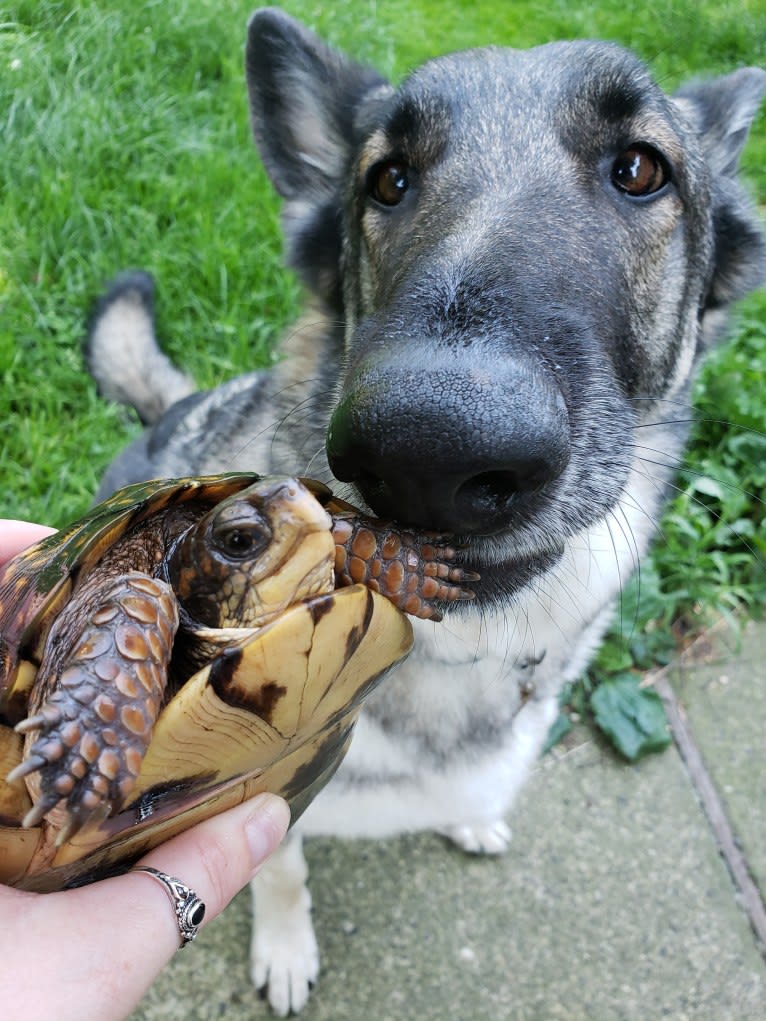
131, 704, 766, 1021
669, 618, 766, 891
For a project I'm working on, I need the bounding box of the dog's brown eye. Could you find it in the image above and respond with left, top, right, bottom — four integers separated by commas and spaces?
611, 145, 669, 197
368, 161, 410, 206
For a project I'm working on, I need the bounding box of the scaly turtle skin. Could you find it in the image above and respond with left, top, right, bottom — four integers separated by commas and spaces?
0, 473, 474, 890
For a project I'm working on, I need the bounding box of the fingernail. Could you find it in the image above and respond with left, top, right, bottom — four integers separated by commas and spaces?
244, 793, 291, 871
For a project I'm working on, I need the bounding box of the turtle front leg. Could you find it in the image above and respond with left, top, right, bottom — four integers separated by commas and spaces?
331, 514, 478, 621
7, 573, 178, 838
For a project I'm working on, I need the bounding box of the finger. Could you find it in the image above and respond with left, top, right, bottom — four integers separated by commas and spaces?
0, 520, 56, 563
133, 792, 291, 930
47, 794, 290, 1021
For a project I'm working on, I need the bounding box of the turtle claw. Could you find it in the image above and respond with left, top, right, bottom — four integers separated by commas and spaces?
53, 818, 75, 846
14, 704, 64, 734
422, 560, 479, 583
17, 713, 139, 834
11, 684, 153, 836
21, 792, 62, 830
18, 787, 106, 840
331, 514, 479, 620
6, 754, 48, 787
9, 575, 174, 837
54, 801, 110, 846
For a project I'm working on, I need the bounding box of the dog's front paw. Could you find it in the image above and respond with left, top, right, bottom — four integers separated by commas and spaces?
441, 819, 512, 855
251, 884, 319, 1016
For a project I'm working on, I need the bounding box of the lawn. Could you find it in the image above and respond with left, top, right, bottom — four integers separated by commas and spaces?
2, 0, 765, 683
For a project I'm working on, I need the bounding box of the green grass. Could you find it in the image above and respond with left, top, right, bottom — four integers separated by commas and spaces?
1, 1, 764, 667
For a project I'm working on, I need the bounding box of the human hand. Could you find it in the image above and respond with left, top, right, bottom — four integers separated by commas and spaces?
0, 519, 56, 562
0, 520, 291, 1021
1, 794, 290, 1021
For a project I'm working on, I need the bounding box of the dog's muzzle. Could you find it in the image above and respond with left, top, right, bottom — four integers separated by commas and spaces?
327, 353, 571, 535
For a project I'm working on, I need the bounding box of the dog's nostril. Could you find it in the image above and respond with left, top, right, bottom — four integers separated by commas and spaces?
455, 471, 519, 517
457, 466, 547, 505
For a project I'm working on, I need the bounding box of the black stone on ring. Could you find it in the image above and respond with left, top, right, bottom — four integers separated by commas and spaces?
132, 866, 206, 947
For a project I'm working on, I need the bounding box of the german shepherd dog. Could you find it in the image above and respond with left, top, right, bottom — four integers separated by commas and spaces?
86, 9, 765, 1015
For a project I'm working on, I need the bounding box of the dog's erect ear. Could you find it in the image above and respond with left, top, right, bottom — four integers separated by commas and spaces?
245, 8, 388, 308
245, 8, 386, 197
675, 68, 766, 315
675, 68, 766, 177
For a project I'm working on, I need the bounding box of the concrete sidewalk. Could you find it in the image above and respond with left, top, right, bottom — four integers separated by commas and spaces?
132, 620, 766, 1021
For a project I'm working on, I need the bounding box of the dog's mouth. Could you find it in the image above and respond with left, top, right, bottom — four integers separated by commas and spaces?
439, 527, 566, 603
334, 476, 565, 609
449, 539, 565, 610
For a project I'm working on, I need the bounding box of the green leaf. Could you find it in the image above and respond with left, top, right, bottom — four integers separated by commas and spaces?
543, 711, 573, 755
593, 633, 634, 673
689, 475, 726, 500
590, 675, 671, 762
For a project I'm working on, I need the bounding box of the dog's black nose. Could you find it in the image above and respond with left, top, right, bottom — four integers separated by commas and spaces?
327, 361, 571, 534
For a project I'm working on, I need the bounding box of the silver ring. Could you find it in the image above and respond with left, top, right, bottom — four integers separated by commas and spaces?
132, 866, 206, 947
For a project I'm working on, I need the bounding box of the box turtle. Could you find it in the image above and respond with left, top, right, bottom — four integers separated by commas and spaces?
0, 473, 474, 891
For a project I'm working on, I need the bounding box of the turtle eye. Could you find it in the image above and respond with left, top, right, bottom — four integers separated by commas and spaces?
212, 521, 271, 561
367, 160, 410, 207
611, 144, 670, 198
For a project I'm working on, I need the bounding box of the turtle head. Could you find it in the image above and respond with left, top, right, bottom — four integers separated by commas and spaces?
167, 478, 336, 629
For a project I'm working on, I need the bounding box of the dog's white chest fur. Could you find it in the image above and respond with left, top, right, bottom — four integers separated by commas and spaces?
298, 501, 647, 840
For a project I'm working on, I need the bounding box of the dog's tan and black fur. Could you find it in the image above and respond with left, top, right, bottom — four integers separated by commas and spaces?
87, 9, 765, 1014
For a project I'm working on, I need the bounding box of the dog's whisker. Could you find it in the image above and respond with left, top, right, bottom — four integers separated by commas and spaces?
213, 378, 335, 473
630, 465, 765, 575
635, 450, 765, 508
609, 508, 646, 640
613, 488, 668, 549
633, 416, 698, 430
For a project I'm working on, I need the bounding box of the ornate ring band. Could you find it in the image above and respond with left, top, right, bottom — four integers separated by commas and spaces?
132, 865, 206, 947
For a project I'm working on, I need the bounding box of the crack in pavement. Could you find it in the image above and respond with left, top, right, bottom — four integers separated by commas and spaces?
650, 652, 766, 960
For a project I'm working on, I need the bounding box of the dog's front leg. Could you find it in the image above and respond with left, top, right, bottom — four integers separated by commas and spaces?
250, 829, 318, 1017
438, 694, 559, 855
439, 818, 513, 855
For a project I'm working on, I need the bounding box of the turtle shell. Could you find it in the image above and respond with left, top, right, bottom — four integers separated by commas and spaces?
0, 473, 265, 724
0, 473, 412, 891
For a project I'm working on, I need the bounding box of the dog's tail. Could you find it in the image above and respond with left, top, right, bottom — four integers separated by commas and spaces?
85, 271, 194, 425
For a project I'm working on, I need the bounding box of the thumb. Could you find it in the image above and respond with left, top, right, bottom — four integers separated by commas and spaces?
0, 521, 56, 563
129, 792, 291, 930
62, 793, 290, 1020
